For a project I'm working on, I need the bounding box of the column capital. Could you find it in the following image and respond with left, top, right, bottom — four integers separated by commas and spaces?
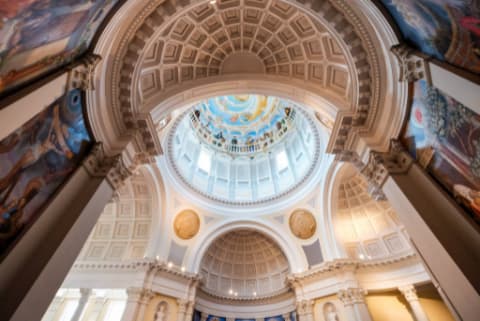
296, 299, 314, 315
68, 53, 102, 91
391, 44, 429, 82
79, 288, 92, 297
398, 285, 419, 302
337, 288, 367, 306
82, 143, 134, 190
361, 140, 413, 200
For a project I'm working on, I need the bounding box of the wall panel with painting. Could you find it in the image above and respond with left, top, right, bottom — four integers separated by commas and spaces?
0, 0, 121, 97
0, 89, 92, 258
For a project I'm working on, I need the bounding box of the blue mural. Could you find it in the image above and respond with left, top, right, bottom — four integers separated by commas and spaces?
0, 89, 92, 254
402, 80, 480, 223
380, 0, 480, 74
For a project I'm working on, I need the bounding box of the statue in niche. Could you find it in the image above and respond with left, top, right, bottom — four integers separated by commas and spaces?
323, 302, 339, 321
154, 301, 169, 321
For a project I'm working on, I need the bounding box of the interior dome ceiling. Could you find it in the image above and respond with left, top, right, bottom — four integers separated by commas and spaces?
192, 95, 296, 154
199, 230, 290, 299
135, 0, 351, 105
166, 95, 320, 205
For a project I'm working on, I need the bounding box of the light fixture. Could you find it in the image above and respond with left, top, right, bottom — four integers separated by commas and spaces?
234, 292, 238, 297
181, 266, 186, 272
167, 262, 173, 268
253, 292, 257, 296
156, 255, 160, 261
229, 289, 233, 295
358, 253, 365, 260
209, 0, 216, 4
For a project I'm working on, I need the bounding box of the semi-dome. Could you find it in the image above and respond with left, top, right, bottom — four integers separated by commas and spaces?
166, 95, 321, 205
199, 230, 290, 299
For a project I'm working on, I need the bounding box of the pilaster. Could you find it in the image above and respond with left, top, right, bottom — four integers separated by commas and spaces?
296, 299, 314, 321
398, 285, 430, 321
337, 288, 372, 321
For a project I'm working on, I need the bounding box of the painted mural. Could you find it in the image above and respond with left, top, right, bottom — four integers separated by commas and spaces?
380, 0, 480, 74
402, 80, 480, 223
0, 0, 119, 95
0, 89, 92, 254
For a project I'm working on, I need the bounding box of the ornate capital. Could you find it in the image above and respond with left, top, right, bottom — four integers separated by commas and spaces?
361, 140, 413, 200
68, 53, 102, 90
391, 44, 428, 82
82, 143, 134, 190
296, 299, 314, 315
398, 285, 419, 302
337, 288, 367, 306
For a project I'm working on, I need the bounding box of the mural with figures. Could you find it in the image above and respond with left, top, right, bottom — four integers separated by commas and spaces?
402, 80, 480, 223
0, 89, 92, 255
0, 0, 119, 95
192, 311, 297, 321
380, 0, 480, 74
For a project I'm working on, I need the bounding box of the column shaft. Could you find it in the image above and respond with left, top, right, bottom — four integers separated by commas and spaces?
0, 165, 113, 321
383, 164, 480, 321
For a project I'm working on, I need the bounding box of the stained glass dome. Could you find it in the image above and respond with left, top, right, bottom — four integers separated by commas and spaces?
166, 95, 321, 205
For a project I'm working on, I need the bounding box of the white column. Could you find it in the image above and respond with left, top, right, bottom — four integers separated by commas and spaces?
71, 289, 92, 321
177, 299, 188, 321
296, 299, 314, 321
184, 300, 195, 321
86, 295, 107, 321
0, 143, 136, 321
40, 296, 64, 321
337, 288, 372, 321
399, 285, 430, 321
360, 140, 480, 321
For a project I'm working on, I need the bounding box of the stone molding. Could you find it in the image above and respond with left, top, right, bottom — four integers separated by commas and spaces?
72, 259, 201, 281
287, 252, 417, 284
196, 287, 294, 306
391, 44, 429, 83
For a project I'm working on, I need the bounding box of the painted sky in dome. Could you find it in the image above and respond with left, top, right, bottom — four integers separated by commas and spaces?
195, 95, 290, 141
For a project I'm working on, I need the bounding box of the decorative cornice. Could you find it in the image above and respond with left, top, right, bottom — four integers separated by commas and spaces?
72, 259, 201, 281
196, 287, 294, 306
287, 252, 417, 283
391, 44, 429, 83
361, 139, 413, 200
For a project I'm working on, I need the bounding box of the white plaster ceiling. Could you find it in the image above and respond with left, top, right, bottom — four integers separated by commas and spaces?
199, 229, 290, 299
78, 170, 153, 262
135, 0, 351, 106
335, 164, 411, 261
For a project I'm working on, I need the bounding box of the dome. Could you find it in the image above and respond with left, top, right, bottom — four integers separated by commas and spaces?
166, 95, 320, 205
199, 230, 290, 300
